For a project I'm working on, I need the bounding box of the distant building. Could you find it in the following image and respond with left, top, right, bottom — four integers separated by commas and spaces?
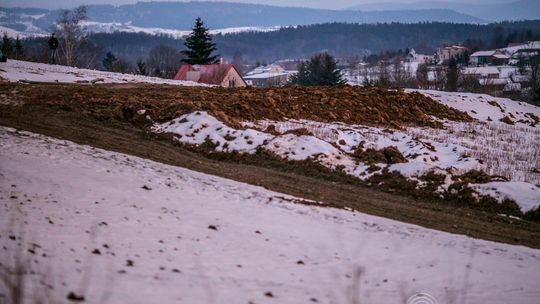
406, 49, 434, 64
243, 64, 294, 87
435, 45, 468, 64
462, 66, 510, 93
173, 64, 247, 87
469, 50, 510, 66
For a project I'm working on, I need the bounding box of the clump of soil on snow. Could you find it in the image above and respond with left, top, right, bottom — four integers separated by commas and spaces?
353, 146, 408, 164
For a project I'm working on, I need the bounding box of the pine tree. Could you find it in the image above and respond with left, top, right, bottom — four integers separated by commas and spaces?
445, 57, 459, 92
290, 53, 345, 86
136, 58, 147, 75
102, 51, 118, 71
181, 17, 219, 65
1, 33, 12, 58
14, 36, 23, 60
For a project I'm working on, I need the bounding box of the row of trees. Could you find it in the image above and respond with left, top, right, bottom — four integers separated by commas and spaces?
1, 34, 24, 60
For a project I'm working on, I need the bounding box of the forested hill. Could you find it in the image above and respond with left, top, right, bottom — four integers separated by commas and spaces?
1, 1, 485, 37
213, 21, 540, 61
22, 21, 540, 65
83, 2, 485, 28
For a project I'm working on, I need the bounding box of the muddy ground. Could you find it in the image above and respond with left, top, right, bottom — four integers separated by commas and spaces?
1, 83, 539, 248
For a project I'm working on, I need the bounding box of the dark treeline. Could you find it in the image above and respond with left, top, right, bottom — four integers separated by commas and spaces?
21, 20, 540, 68
214, 21, 540, 62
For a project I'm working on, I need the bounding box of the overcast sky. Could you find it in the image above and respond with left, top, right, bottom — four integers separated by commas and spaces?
1, 0, 513, 10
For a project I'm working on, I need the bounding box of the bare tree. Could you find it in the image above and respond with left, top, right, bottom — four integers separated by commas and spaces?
76, 39, 102, 69
232, 51, 245, 75
56, 6, 87, 66
416, 63, 429, 89
146, 44, 183, 78
432, 65, 447, 90
529, 55, 540, 104
375, 60, 391, 88
460, 75, 482, 93
391, 57, 410, 87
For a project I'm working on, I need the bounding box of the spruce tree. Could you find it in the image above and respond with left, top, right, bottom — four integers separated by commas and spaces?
14, 36, 23, 60
181, 17, 219, 65
290, 53, 345, 86
1, 33, 12, 58
102, 51, 118, 71
136, 58, 147, 75
445, 57, 459, 92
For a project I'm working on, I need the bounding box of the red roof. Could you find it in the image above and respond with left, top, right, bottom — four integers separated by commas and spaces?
173, 64, 245, 86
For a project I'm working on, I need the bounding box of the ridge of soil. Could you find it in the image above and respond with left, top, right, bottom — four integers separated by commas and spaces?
1, 83, 471, 128
1, 83, 538, 249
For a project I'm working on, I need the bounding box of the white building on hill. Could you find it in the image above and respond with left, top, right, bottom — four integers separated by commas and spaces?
244, 64, 295, 87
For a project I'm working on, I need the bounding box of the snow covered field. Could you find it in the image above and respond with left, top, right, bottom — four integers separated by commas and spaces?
0, 60, 205, 86
1, 127, 540, 304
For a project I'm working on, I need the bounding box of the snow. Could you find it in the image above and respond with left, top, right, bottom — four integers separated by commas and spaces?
0, 60, 206, 86
0, 26, 25, 38
0, 23, 47, 38
244, 72, 289, 79
153, 111, 540, 211
1, 127, 540, 304
470, 51, 496, 57
472, 182, 540, 212
81, 21, 281, 39
412, 89, 540, 129
153, 112, 273, 154
463, 66, 499, 75
500, 41, 540, 56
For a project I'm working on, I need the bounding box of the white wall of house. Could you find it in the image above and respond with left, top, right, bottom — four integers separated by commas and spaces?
220, 69, 247, 88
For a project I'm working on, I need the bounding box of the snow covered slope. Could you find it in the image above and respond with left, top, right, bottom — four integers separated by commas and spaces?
413, 90, 540, 129
154, 111, 540, 212
1, 127, 539, 304
82, 21, 282, 39
0, 60, 205, 86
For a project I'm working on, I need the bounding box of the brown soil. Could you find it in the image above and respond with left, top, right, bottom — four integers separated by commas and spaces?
1, 83, 539, 249
1, 83, 471, 129
353, 146, 408, 164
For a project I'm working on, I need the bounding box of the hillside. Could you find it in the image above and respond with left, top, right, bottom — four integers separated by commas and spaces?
350, 0, 540, 22
2, 60, 540, 303
2, 127, 540, 303
2, 60, 540, 222
18, 20, 540, 64
0, 1, 485, 38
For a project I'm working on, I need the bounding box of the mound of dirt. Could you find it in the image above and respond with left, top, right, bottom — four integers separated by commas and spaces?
1, 83, 472, 129
353, 146, 408, 164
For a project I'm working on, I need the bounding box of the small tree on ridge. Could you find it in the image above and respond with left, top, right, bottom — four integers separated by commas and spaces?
290, 53, 345, 86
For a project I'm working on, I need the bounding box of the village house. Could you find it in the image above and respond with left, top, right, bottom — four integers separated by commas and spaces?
469, 50, 510, 66
462, 66, 510, 94
406, 49, 434, 64
243, 64, 291, 87
435, 45, 468, 64
173, 64, 247, 87
502, 41, 540, 64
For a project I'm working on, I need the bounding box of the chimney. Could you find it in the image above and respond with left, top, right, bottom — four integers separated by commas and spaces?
219, 57, 224, 64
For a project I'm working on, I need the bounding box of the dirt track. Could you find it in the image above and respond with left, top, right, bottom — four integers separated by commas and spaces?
1, 83, 539, 248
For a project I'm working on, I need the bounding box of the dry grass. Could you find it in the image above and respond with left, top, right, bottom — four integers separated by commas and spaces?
407, 122, 540, 186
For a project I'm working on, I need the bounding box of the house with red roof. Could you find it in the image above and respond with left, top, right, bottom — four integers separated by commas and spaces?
173, 64, 247, 87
